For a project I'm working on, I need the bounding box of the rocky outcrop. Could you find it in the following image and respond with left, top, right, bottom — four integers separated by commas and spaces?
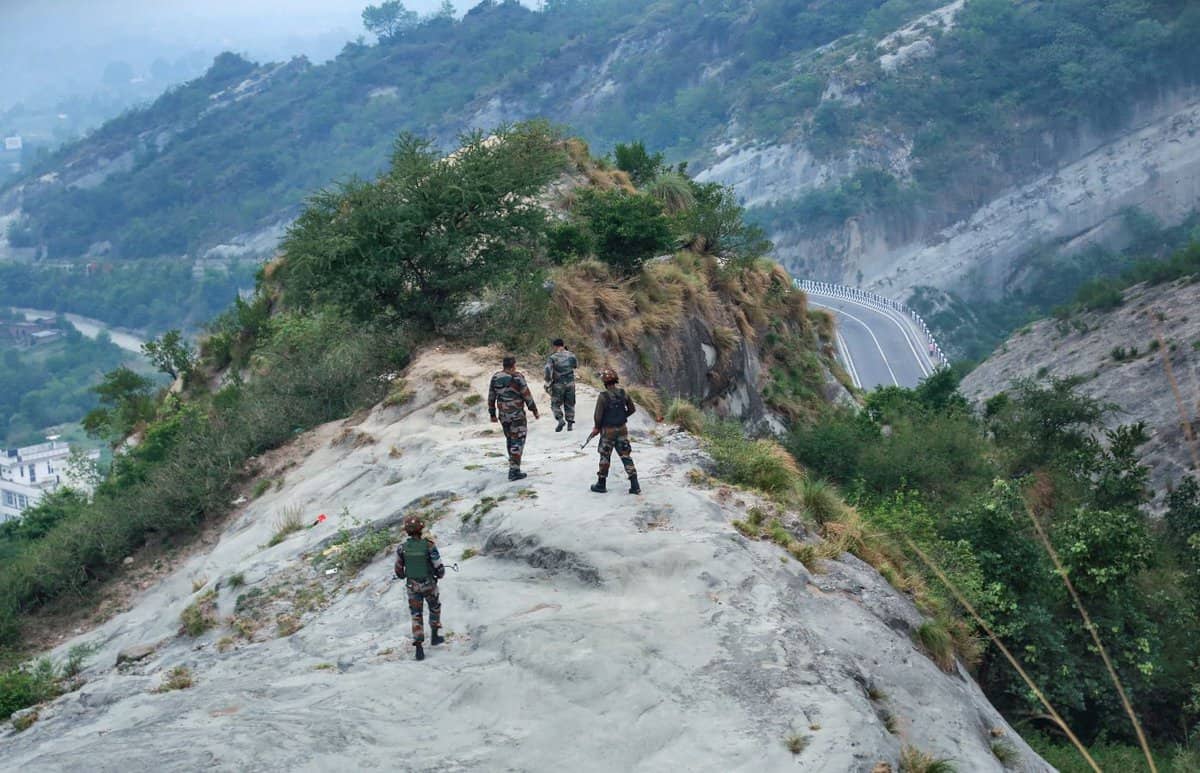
962, 278, 1200, 505
868, 92, 1200, 300
2, 349, 1048, 771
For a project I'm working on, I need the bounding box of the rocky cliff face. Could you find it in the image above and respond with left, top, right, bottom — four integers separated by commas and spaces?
714, 85, 1200, 304
3, 348, 1047, 771
961, 277, 1200, 506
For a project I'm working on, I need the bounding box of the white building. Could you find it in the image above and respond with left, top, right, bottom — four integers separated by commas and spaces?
0, 436, 99, 523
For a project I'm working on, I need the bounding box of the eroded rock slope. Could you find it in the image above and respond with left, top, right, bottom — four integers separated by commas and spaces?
3, 349, 1048, 772
963, 278, 1200, 507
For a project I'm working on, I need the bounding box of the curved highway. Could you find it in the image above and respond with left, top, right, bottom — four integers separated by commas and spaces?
798, 283, 944, 390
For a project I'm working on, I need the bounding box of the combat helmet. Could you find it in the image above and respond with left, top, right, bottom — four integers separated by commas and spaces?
403, 514, 425, 536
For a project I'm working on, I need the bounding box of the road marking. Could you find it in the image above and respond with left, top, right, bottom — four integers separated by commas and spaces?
835, 329, 862, 388
810, 300, 899, 387
809, 293, 933, 379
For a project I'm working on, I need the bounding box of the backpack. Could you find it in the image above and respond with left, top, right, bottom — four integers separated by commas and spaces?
403, 538, 432, 582
551, 352, 575, 381
600, 388, 629, 427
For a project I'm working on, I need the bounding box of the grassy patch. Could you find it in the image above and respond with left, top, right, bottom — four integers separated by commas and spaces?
180, 589, 218, 637
784, 732, 809, 754
665, 399, 704, 434
625, 384, 664, 421
227, 572, 246, 589
899, 746, 955, 773
0, 658, 60, 721
462, 547, 478, 561
463, 394, 483, 407
704, 421, 800, 498
267, 504, 306, 547
990, 740, 1018, 767
153, 666, 194, 693
382, 378, 415, 408
915, 619, 956, 672
251, 478, 273, 499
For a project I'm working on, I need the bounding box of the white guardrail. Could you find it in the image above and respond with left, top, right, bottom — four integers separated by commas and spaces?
795, 280, 950, 368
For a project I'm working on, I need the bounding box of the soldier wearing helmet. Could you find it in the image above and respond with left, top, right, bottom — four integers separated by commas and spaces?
586, 367, 640, 494
394, 514, 446, 661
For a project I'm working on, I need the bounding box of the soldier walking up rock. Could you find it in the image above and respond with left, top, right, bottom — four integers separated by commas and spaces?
488, 355, 540, 481
394, 515, 446, 662
587, 367, 640, 494
544, 338, 578, 432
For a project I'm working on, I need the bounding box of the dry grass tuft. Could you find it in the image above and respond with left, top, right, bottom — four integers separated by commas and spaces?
330, 428, 376, 448
899, 745, 956, 773
268, 504, 307, 547
625, 385, 664, 422
153, 666, 194, 693
665, 399, 704, 434
916, 619, 957, 673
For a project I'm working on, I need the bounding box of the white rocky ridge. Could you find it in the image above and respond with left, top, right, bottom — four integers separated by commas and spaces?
3, 349, 1048, 772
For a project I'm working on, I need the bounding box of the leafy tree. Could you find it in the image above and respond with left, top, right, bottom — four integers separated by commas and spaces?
613, 140, 665, 186
142, 330, 196, 382
683, 181, 771, 263
572, 188, 674, 275
280, 123, 567, 330
82, 367, 157, 444
362, 1, 419, 39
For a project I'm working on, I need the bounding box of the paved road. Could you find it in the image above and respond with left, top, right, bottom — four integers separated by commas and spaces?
806, 293, 937, 390
18, 307, 147, 354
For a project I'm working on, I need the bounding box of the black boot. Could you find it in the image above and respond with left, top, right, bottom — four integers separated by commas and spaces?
628, 475, 641, 495
556, 419, 565, 432
509, 469, 527, 481
414, 643, 425, 661
430, 630, 444, 646
590, 476, 607, 493
567, 421, 574, 431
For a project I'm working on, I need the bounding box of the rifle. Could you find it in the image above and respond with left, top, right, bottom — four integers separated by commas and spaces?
581, 429, 599, 450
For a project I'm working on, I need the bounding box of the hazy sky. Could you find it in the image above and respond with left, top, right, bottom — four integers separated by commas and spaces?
0, 0, 451, 109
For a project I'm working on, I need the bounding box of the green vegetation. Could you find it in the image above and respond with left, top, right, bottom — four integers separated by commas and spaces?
898, 746, 955, 773
21, 0, 1193, 277
0, 261, 256, 334
152, 666, 194, 693
0, 314, 134, 445
787, 370, 1200, 751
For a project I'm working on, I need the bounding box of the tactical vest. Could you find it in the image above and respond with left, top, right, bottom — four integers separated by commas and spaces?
549, 352, 575, 382
600, 389, 629, 427
403, 538, 432, 582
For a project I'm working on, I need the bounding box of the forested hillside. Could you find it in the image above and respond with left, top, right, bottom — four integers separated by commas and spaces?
4, 0, 1197, 311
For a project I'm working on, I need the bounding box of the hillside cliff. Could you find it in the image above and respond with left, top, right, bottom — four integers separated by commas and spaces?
1, 349, 1049, 772
962, 276, 1200, 506
3, 0, 1197, 335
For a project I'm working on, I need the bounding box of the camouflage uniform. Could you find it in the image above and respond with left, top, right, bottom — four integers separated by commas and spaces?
594, 386, 637, 480
544, 349, 578, 425
488, 369, 539, 473
394, 537, 446, 644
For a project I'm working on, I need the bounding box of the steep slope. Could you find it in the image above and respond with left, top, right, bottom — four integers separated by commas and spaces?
2, 348, 1048, 771
962, 277, 1200, 505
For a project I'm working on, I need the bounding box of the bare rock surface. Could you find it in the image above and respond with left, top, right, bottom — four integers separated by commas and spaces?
962, 278, 1200, 505
3, 349, 1048, 772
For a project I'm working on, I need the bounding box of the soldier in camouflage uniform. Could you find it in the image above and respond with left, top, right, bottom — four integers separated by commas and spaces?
543, 338, 578, 432
488, 355, 540, 481
587, 367, 640, 494
394, 514, 446, 662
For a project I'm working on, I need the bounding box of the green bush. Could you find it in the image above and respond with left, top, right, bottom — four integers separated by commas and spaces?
0, 312, 406, 646
573, 188, 674, 275
704, 422, 799, 497
0, 658, 59, 721
280, 123, 567, 330
665, 399, 704, 434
